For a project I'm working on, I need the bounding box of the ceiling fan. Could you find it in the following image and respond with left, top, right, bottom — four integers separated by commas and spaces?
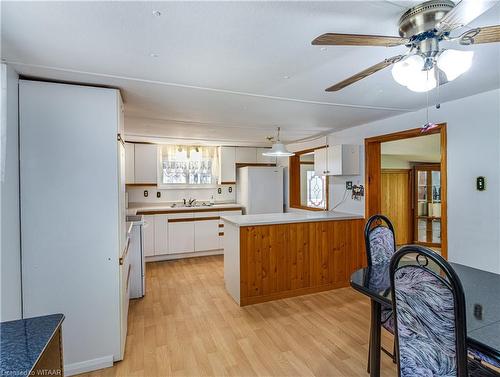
312, 0, 500, 92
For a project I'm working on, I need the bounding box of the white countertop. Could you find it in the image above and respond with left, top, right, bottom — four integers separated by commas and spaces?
127, 202, 243, 215
221, 211, 364, 227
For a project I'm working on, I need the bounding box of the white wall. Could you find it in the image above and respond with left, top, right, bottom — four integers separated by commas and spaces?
0, 64, 22, 321
127, 184, 236, 205
320, 89, 500, 273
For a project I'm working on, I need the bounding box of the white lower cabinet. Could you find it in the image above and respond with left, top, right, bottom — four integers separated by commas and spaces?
167, 213, 195, 254
143, 215, 155, 257
194, 213, 219, 251
153, 214, 168, 255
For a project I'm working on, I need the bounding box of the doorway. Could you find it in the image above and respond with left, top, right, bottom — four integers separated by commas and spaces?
365, 124, 447, 258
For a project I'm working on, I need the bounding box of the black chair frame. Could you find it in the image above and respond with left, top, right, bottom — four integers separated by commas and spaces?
389, 245, 469, 377
364, 214, 397, 267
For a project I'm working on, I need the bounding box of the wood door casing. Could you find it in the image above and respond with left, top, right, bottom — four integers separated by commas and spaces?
381, 169, 412, 245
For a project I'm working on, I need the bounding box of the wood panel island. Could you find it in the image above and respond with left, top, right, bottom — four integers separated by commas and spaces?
221, 211, 366, 306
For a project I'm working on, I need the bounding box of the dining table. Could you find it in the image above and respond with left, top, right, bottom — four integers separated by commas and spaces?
350, 261, 500, 377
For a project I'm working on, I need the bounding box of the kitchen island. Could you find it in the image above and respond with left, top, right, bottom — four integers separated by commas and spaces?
221, 211, 365, 306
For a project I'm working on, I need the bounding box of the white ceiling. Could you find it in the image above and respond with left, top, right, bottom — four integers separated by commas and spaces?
2, 1, 500, 144
381, 133, 441, 162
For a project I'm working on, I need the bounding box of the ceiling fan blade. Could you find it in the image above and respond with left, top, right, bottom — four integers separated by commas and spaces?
437, 0, 498, 32
312, 33, 408, 47
459, 25, 500, 44
325, 55, 404, 92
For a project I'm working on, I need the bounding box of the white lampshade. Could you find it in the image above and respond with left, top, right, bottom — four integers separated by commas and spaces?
391, 54, 425, 86
262, 142, 294, 157
406, 67, 437, 93
437, 49, 474, 81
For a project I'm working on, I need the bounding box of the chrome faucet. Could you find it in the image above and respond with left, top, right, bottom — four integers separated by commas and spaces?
183, 198, 197, 207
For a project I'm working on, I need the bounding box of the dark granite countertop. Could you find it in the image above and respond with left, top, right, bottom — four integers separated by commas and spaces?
1, 314, 64, 377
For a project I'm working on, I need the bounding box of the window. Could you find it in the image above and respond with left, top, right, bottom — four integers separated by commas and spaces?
159, 145, 218, 188
306, 171, 326, 208
289, 149, 328, 210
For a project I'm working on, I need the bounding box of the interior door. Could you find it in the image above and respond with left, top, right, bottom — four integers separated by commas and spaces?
381, 169, 412, 245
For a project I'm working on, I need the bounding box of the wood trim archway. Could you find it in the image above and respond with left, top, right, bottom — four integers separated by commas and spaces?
365, 124, 447, 259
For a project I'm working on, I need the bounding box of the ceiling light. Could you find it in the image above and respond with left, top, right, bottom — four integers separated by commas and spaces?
262, 127, 294, 157
152, 10, 162, 17
150, 53, 159, 58
437, 49, 474, 81
391, 54, 425, 86
406, 68, 437, 93
283, 75, 290, 79
391, 54, 437, 92
320, 47, 327, 52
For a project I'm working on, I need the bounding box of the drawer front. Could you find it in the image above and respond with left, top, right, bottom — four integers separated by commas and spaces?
167, 212, 195, 220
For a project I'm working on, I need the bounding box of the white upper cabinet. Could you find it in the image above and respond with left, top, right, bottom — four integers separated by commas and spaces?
314, 145, 359, 176
134, 144, 158, 184
235, 147, 257, 164
256, 148, 277, 164
124, 142, 135, 184
219, 146, 236, 184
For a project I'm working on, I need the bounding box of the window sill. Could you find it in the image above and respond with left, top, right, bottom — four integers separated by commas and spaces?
289, 205, 327, 212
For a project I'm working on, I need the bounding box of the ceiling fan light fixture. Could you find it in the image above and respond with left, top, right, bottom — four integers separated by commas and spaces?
437, 49, 474, 81
262, 127, 294, 157
406, 67, 437, 92
391, 54, 425, 86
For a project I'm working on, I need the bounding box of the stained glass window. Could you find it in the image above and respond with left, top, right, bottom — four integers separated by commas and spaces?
306, 170, 326, 208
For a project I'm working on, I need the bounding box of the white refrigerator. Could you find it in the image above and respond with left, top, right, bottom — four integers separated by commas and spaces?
237, 166, 284, 214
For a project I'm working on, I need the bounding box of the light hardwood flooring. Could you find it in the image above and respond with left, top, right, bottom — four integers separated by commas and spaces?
80, 255, 396, 377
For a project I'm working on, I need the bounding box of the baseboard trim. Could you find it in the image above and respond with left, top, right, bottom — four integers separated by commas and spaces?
64, 355, 114, 376
146, 249, 223, 262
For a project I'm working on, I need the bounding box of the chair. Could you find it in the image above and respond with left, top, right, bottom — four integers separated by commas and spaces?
364, 214, 397, 370
389, 245, 498, 377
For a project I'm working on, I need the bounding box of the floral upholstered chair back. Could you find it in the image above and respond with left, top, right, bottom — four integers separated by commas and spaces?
365, 214, 396, 267
389, 245, 468, 377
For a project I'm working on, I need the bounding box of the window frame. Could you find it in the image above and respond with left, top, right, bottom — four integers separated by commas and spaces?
157, 145, 219, 190
289, 146, 329, 211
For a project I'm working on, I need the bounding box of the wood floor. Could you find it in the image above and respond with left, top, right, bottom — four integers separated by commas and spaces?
80, 255, 396, 377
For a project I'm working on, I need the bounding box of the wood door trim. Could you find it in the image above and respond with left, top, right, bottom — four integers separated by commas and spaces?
289, 146, 329, 211
365, 123, 447, 259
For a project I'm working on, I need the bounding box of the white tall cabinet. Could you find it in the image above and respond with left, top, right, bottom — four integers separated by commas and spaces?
19, 80, 126, 375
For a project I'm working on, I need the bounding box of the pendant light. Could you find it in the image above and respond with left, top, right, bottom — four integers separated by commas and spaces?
262, 127, 295, 157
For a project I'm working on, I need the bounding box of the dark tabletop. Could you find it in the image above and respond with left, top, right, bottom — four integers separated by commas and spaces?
350, 262, 500, 360
0, 313, 64, 377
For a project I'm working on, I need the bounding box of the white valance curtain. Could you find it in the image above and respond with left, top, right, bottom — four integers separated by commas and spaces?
160, 145, 219, 185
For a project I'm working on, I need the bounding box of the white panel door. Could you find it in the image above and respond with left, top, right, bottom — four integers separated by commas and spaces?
124, 142, 135, 184
256, 148, 276, 164
153, 215, 168, 255
219, 146, 236, 183
235, 147, 257, 163
194, 219, 220, 251
168, 222, 195, 254
314, 148, 328, 176
134, 144, 158, 184
143, 215, 155, 257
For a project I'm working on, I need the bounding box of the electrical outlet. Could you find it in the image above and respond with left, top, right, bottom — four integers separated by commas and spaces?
346, 181, 353, 190
477, 176, 486, 191
156, 191, 161, 198
143, 190, 149, 198
228, 186, 233, 193
218, 188, 222, 195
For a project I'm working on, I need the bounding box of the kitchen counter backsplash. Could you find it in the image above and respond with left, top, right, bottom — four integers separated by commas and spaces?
126, 185, 236, 204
